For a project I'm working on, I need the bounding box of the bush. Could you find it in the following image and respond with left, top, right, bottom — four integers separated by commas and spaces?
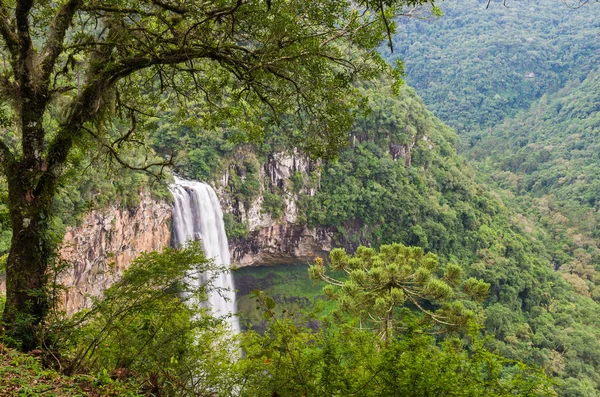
223, 213, 250, 241
262, 190, 284, 219
47, 243, 239, 396
236, 291, 556, 397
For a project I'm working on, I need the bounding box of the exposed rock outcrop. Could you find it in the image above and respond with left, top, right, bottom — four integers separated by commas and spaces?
2, 150, 334, 305
217, 150, 333, 267
59, 193, 171, 314
231, 224, 333, 267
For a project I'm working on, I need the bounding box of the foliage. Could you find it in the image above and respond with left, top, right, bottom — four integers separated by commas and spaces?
0, 344, 141, 396
467, 71, 600, 300
228, 151, 264, 210
289, 171, 305, 194
261, 189, 285, 220
222, 213, 250, 241
56, 147, 173, 224
306, 82, 494, 258
310, 244, 489, 343
455, 71, 600, 396
235, 290, 555, 397
0, 0, 441, 349
154, 72, 600, 395
46, 243, 238, 396
384, 0, 600, 133
295, 79, 600, 395
7, 243, 551, 396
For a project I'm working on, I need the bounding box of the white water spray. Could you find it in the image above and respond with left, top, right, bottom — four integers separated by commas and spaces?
171, 177, 240, 333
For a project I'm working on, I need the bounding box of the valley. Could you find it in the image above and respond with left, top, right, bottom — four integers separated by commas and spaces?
1, 0, 600, 395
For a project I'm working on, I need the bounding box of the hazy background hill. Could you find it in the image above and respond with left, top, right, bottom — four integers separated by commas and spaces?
384, 0, 600, 133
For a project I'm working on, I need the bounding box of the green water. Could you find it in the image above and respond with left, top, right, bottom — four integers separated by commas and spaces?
233, 264, 328, 331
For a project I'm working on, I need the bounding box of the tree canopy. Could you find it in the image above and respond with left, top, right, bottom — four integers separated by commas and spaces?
309, 244, 490, 344
0, 0, 439, 350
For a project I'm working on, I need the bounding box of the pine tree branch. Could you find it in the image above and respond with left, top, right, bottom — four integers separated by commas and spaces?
404, 292, 456, 327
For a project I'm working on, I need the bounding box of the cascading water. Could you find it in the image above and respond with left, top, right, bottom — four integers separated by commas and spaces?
171, 177, 240, 334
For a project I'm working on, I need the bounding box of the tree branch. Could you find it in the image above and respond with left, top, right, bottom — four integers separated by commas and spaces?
0, 138, 14, 176
40, 0, 83, 84
0, 1, 18, 61
82, 125, 173, 179
39, 46, 191, 190
15, 0, 34, 70
404, 291, 457, 327
39, 26, 338, 191
150, 0, 188, 14
378, 0, 394, 52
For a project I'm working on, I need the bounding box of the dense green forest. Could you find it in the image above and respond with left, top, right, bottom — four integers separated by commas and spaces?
361, 1, 600, 395
234, 82, 600, 396
1, 0, 600, 396
467, 71, 600, 299
141, 76, 600, 395
384, 0, 600, 133
1, 35, 598, 397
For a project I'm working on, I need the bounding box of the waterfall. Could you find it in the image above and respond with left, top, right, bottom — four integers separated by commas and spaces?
171, 177, 240, 334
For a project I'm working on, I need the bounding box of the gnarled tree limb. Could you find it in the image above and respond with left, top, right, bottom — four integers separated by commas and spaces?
15, 0, 34, 70
40, 0, 83, 84
0, 1, 17, 61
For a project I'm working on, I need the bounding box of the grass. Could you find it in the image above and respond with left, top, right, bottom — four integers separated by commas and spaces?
0, 344, 141, 397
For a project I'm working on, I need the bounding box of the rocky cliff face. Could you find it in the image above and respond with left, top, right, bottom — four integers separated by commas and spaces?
216, 150, 334, 267
1, 152, 333, 306
231, 224, 333, 267
59, 193, 171, 314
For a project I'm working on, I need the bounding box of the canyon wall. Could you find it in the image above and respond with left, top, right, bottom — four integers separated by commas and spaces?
0, 194, 171, 313
55, 152, 332, 313
216, 150, 334, 267
216, 140, 419, 267
231, 224, 333, 267
58, 193, 171, 314
1, 152, 334, 311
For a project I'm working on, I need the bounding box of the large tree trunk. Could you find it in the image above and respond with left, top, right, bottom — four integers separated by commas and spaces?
1, 87, 57, 350
0, 42, 107, 350
1, 166, 56, 351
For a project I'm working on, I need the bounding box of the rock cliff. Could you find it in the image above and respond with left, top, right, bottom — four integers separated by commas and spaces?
58, 193, 171, 314
231, 224, 333, 267
1, 152, 333, 306
217, 150, 334, 267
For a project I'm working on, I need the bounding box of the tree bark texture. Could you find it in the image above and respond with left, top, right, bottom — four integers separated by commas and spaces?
1, 98, 58, 350
3, 176, 54, 351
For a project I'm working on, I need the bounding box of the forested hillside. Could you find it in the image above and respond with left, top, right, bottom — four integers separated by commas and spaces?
1, 0, 600, 395
368, 1, 600, 394
162, 79, 600, 396
3, 56, 599, 397
468, 71, 600, 301
304, 83, 600, 397
385, 0, 600, 132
